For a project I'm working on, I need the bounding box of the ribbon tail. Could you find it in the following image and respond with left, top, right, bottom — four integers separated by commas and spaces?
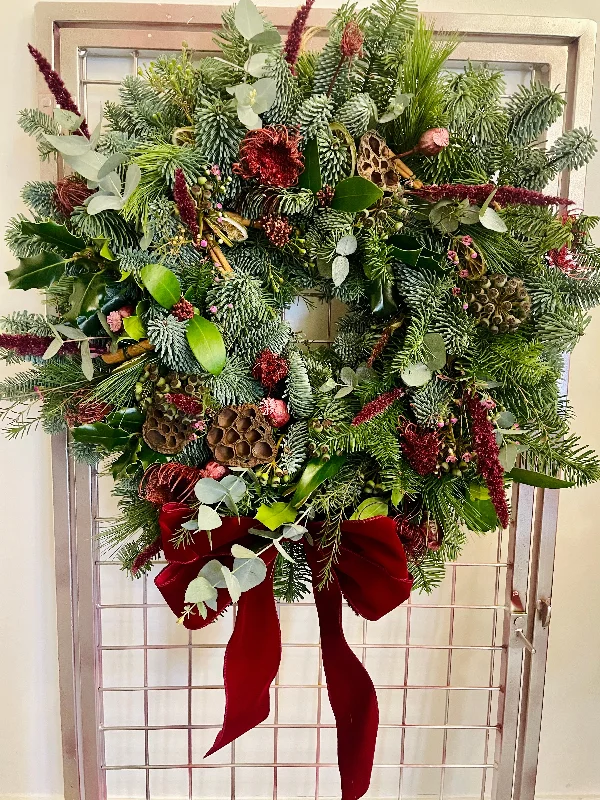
309, 561, 378, 800
206, 564, 281, 756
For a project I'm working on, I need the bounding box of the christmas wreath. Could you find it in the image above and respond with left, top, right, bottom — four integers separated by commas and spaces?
3, 0, 600, 795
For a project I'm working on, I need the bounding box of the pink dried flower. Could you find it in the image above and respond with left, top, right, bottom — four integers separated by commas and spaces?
417, 128, 450, 156
459, 269, 469, 278
200, 461, 229, 480
200, 239, 208, 248
461, 236, 473, 246
260, 398, 290, 428
452, 286, 461, 296
209, 306, 218, 314
340, 21, 364, 59
107, 311, 123, 332
210, 165, 221, 177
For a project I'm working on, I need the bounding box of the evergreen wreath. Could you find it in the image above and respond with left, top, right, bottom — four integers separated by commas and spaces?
4, 1, 600, 794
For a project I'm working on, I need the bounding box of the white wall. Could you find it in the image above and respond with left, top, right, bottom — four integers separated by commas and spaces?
1, 0, 600, 798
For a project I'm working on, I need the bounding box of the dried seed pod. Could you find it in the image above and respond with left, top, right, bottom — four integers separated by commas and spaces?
142, 402, 195, 455
206, 404, 276, 467
357, 131, 402, 191
468, 274, 531, 334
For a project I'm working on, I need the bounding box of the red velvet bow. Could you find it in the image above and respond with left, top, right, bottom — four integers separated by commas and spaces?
155, 504, 413, 800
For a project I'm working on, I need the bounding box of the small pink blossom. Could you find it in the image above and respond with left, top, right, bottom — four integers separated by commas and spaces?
463, 303, 469, 310
210, 165, 221, 177
200, 239, 208, 248
452, 286, 461, 296
193, 420, 206, 431
107, 311, 123, 332
216, 203, 223, 210
227, 303, 234, 310
470, 251, 478, 259
461, 235, 473, 246
450, 417, 458, 424
446, 454, 458, 463
459, 269, 469, 278
209, 306, 218, 314
437, 420, 445, 428
447, 250, 458, 262
462, 452, 472, 463
481, 398, 496, 410
200, 461, 229, 480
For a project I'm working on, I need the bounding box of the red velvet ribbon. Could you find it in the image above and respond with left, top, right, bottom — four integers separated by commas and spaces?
155, 504, 413, 800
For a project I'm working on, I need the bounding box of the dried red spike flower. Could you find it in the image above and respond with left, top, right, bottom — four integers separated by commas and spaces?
131, 538, 162, 576
284, 0, 316, 72
400, 422, 442, 476
413, 183, 573, 209
340, 21, 364, 60
171, 296, 195, 320
233, 126, 304, 189
261, 215, 293, 247
27, 44, 89, 138
252, 350, 289, 390
351, 389, 405, 426
173, 168, 200, 240
466, 393, 510, 529
54, 176, 93, 216
0, 333, 78, 358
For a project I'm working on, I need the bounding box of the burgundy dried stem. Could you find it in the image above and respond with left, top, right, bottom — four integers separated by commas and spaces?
412, 183, 572, 209
283, 0, 316, 73
27, 44, 89, 138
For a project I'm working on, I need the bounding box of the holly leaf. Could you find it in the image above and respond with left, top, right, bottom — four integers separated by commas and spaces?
65, 271, 109, 321
298, 137, 322, 193
71, 422, 130, 450
6, 252, 66, 290
186, 315, 226, 376
20, 221, 85, 255
140, 263, 181, 309
255, 502, 297, 531
331, 176, 383, 212
234, 556, 267, 591
105, 408, 145, 432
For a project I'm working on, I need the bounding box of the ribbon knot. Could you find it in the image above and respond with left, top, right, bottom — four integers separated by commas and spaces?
155, 505, 412, 800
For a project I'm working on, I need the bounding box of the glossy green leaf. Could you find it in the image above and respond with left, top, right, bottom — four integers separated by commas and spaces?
369, 278, 398, 318
234, 0, 265, 40
388, 234, 422, 266
463, 497, 499, 532
65, 272, 109, 321
507, 468, 574, 489
72, 422, 130, 449
255, 502, 297, 531
6, 252, 66, 290
331, 176, 383, 212
20, 221, 85, 255
350, 497, 389, 520
298, 138, 322, 193
140, 263, 181, 308
122, 315, 146, 341
291, 455, 346, 507
186, 315, 226, 375
105, 408, 145, 432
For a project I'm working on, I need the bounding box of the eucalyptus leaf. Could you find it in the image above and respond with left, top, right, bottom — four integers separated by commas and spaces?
233, 557, 267, 591
53, 109, 84, 131
123, 163, 142, 201
282, 523, 307, 540
334, 384, 355, 399
220, 564, 242, 603
400, 362, 432, 387
98, 170, 122, 197
249, 29, 281, 45
80, 340, 94, 381
195, 477, 227, 505
55, 324, 88, 340
42, 337, 63, 360
234, 0, 265, 40
497, 410, 516, 429
480, 206, 507, 233
97, 152, 128, 180
200, 559, 228, 588
87, 192, 124, 215
332, 255, 349, 287
319, 378, 337, 393
65, 150, 106, 181
251, 77, 277, 114
237, 104, 262, 129
273, 538, 294, 562
340, 367, 356, 385
43, 133, 92, 157
336, 235, 358, 256
499, 442, 521, 472
220, 474, 247, 502
245, 53, 270, 78
422, 332, 447, 371
185, 575, 218, 605
231, 544, 258, 559
197, 504, 223, 530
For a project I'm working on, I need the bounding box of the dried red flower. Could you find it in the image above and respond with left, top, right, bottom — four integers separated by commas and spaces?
414, 183, 572, 209
260, 398, 291, 428
466, 393, 510, 529
284, 0, 316, 72
417, 128, 450, 156
164, 393, 204, 416
340, 21, 364, 59
140, 463, 205, 505
64, 391, 112, 427
400, 422, 442, 476
547, 244, 586, 278
54, 176, 93, 216
351, 389, 405, 426
200, 461, 230, 480
252, 350, 289, 390
316, 185, 335, 207
173, 168, 200, 240
27, 44, 89, 137
171, 296, 195, 320
396, 515, 441, 561
262, 215, 293, 247
0, 333, 78, 358
233, 126, 304, 189
131, 537, 162, 576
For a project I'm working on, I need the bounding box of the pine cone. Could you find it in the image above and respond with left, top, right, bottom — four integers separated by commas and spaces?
467, 274, 531, 334
206, 404, 276, 467
142, 401, 195, 455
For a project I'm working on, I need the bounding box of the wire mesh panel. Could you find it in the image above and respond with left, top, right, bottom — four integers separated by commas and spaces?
42, 14, 596, 800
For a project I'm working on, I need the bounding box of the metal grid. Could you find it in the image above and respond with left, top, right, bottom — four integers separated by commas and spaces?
42, 14, 597, 799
